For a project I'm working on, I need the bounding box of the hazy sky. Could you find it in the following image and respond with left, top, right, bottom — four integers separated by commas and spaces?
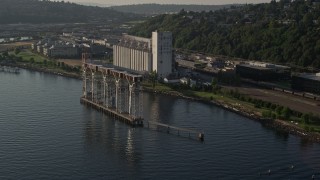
67, 0, 272, 6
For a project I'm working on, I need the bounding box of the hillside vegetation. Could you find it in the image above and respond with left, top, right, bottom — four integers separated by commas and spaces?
130, 0, 320, 69
110, 4, 233, 15
0, 0, 138, 24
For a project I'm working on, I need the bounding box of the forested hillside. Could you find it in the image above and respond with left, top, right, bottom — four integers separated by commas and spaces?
110, 4, 232, 15
130, 0, 320, 68
0, 0, 138, 24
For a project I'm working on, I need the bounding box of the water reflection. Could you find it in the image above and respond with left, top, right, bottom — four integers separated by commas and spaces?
260, 122, 290, 143
144, 93, 175, 124
147, 95, 160, 122
83, 109, 142, 167
300, 138, 314, 148
298, 140, 320, 173
274, 130, 289, 141
125, 128, 135, 163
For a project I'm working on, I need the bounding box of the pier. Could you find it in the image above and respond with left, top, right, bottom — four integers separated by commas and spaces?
80, 53, 204, 141
81, 53, 144, 126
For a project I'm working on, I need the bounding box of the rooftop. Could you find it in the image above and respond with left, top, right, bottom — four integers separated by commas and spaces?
296, 73, 320, 81
117, 34, 151, 51
122, 34, 150, 43
238, 61, 290, 70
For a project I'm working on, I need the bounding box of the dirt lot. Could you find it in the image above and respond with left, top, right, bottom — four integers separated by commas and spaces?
225, 86, 320, 116
58, 59, 82, 67
0, 41, 33, 52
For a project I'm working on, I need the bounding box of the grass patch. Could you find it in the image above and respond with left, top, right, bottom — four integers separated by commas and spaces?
11, 49, 47, 63
142, 82, 174, 92
189, 91, 214, 99
301, 124, 320, 133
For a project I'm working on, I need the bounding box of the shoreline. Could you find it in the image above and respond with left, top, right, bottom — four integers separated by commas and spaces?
143, 88, 320, 143
4, 63, 320, 143
3, 63, 82, 80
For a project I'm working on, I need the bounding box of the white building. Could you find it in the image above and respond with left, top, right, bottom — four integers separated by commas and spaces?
113, 31, 173, 78
152, 31, 173, 78
180, 77, 196, 87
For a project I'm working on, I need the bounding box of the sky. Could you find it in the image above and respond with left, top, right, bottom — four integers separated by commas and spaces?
67, 0, 272, 6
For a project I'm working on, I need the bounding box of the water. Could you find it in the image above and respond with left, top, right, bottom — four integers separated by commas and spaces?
0, 69, 320, 179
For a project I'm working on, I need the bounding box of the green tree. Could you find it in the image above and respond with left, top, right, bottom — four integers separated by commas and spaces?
150, 70, 158, 89
276, 106, 283, 116
303, 13, 313, 26
262, 110, 272, 118
2, 51, 8, 57
302, 113, 310, 124
14, 48, 21, 55
43, 59, 48, 67
211, 78, 217, 87
30, 57, 35, 64
281, 107, 292, 120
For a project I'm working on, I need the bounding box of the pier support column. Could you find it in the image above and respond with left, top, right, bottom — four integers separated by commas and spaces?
103, 75, 106, 105
106, 79, 114, 108
123, 83, 129, 113
138, 84, 143, 119
104, 76, 113, 108
128, 83, 135, 115
91, 72, 95, 102
82, 69, 87, 97
115, 79, 120, 112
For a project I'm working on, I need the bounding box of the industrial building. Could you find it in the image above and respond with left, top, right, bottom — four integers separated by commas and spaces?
33, 37, 109, 59
113, 34, 152, 73
236, 62, 290, 81
43, 43, 79, 58
292, 73, 320, 95
113, 31, 173, 78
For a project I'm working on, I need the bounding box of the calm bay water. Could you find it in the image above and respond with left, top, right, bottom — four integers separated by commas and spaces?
0, 69, 320, 179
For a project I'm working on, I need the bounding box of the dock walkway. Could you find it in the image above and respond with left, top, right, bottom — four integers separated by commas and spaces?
145, 121, 204, 141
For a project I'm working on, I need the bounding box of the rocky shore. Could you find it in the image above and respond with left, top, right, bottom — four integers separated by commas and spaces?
143, 88, 320, 143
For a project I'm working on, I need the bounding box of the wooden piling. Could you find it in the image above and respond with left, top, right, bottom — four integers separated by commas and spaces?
80, 97, 143, 126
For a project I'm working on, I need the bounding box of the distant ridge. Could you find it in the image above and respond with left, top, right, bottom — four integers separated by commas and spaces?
78, 2, 113, 7
0, 0, 139, 24
110, 4, 237, 15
